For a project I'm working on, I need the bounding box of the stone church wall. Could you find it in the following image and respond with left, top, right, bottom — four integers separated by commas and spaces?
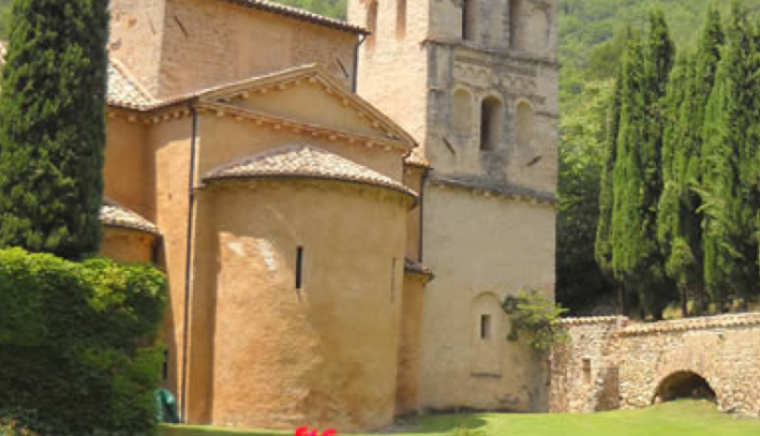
550, 313, 760, 418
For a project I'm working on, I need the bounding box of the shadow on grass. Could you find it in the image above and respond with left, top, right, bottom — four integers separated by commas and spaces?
376, 413, 490, 435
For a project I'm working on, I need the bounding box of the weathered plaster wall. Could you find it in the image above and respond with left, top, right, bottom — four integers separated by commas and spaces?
403, 165, 426, 261
190, 180, 410, 431
396, 274, 428, 415
105, 114, 150, 216
158, 0, 357, 97
101, 227, 156, 264
551, 314, 760, 418
350, 0, 431, 143
418, 186, 555, 412
195, 112, 406, 185
351, 0, 559, 413
143, 116, 196, 407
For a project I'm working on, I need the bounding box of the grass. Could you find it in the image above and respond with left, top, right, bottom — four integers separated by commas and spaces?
161, 400, 760, 436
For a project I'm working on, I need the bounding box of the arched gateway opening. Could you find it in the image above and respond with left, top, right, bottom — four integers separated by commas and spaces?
654, 371, 717, 404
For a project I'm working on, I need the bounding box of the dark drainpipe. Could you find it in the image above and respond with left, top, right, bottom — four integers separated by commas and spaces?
419, 167, 430, 262
180, 103, 199, 423
352, 34, 368, 93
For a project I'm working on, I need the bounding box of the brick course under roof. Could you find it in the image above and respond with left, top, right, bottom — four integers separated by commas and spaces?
204, 144, 417, 198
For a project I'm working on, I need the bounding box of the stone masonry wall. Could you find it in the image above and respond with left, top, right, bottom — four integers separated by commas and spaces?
551, 313, 760, 418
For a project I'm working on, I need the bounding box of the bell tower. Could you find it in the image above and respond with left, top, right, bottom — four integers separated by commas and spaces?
350, 0, 558, 412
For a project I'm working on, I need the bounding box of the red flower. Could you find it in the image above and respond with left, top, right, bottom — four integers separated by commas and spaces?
296, 426, 337, 436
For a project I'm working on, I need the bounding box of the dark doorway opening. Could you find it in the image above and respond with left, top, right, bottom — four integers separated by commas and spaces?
654, 371, 717, 404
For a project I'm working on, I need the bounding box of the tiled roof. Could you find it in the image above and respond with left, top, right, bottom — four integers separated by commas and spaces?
220, 0, 368, 35
405, 257, 434, 277
107, 60, 156, 109
204, 144, 417, 198
101, 198, 161, 236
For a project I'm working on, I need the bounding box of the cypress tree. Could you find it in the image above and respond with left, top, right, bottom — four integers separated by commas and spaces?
701, 4, 760, 311
657, 7, 724, 315
657, 52, 693, 316
0, 0, 110, 259
595, 70, 622, 279
611, 11, 676, 319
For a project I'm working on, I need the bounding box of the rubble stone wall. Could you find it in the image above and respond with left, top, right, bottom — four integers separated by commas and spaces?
550, 313, 760, 418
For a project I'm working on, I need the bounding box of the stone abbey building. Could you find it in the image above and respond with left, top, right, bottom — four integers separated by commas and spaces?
2, 0, 558, 431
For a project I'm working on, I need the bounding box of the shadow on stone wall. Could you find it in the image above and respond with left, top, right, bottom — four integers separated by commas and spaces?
654, 371, 716, 405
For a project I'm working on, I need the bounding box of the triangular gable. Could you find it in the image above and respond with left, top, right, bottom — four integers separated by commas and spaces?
196, 65, 417, 150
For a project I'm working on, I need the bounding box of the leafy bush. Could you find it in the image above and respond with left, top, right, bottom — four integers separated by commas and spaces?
0, 248, 167, 436
503, 290, 569, 352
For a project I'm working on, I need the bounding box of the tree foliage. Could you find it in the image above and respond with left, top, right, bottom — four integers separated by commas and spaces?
699, 4, 760, 311
657, 8, 723, 314
607, 12, 676, 319
0, 248, 167, 436
502, 290, 569, 353
0, 0, 109, 259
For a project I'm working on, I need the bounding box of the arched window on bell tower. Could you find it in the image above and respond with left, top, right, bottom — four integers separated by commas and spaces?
516, 100, 535, 146
463, 0, 478, 42
480, 96, 503, 152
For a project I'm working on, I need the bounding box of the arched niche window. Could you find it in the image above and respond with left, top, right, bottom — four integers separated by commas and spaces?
396, 0, 407, 38
516, 101, 535, 146
367, 1, 379, 52
480, 96, 503, 151
463, 0, 478, 41
509, 0, 524, 49
472, 293, 503, 376
453, 89, 473, 135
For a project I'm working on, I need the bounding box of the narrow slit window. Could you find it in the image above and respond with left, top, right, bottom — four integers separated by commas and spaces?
480, 314, 492, 339
367, 1, 379, 52
463, 0, 477, 41
391, 257, 397, 302
396, 0, 407, 38
296, 246, 304, 289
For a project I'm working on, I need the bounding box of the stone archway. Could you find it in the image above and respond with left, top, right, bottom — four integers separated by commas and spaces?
653, 371, 717, 405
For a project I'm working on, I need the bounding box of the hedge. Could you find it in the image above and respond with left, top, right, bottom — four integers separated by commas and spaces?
0, 248, 167, 436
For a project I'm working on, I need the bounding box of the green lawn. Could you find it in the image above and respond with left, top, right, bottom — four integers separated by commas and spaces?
160, 400, 760, 436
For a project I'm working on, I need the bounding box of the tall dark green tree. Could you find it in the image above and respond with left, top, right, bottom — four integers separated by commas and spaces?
700, 3, 760, 311
657, 7, 724, 315
611, 11, 676, 319
0, 0, 110, 259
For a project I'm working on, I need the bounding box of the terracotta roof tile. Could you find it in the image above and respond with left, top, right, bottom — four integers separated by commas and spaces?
220, 0, 368, 35
107, 60, 156, 109
101, 198, 161, 236
204, 144, 417, 198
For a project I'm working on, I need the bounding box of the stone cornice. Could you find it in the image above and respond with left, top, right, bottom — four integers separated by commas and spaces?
423, 37, 559, 70
619, 313, 760, 337
428, 173, 557, 206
